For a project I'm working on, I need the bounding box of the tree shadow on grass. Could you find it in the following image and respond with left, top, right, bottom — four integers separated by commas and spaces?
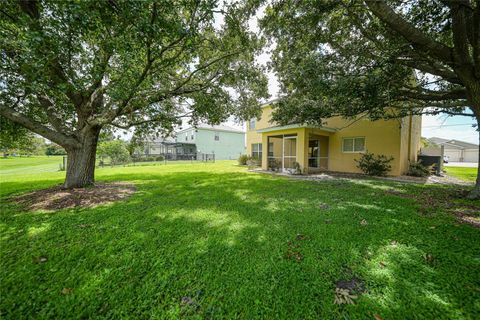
1, 171, 479, 319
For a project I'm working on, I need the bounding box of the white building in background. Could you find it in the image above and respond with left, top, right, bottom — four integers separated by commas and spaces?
428, 137, 479, 163
142, 124, 246, 160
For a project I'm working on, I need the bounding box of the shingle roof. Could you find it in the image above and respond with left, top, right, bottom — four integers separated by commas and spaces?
428, 137, 478, 149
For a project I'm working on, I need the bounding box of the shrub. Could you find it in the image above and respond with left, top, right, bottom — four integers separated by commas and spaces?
238, 154, 249, 165
155, 156, 164, 161
407, 160, 431, 177
355, 152, 393, 176
268, 158, 281, 172
246, 158, 261, 168
97, 140, 131, 165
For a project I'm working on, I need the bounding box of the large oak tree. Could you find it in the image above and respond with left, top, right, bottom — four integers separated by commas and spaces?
261, 0, 480, 198
0, 0, 268, 188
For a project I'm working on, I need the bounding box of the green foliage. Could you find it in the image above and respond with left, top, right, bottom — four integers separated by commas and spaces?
260, 1, 478, 123
1, 0, 268, 142
97, 140, 131, 165
0, 117, 37, 155
268, 158, 281, 171
355, 152, 394, 176
45, 144, 67, 156
407, 161, 431, 177
238, 154, 250, 165
127, 134, 145, 157
238, 154, 261, 166
0, 159, 479, 319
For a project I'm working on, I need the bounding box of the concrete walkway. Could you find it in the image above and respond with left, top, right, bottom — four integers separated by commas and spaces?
444, 162, 478, 168
253, 169, 473, 186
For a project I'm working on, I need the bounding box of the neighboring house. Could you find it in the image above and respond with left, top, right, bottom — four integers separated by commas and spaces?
246, 102, 422, 176
428, 137, 479, 163
175, 124, 245, 160
142, 136, 196, 160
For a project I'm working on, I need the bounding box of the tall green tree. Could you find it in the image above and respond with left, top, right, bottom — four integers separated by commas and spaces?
0, 0, 268, 188
0, 116, 35, 156
261, 0, 480, 198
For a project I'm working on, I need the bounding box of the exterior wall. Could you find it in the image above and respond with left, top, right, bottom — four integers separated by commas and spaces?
464, 149, 479, 162
444, 148, 479, 162
323, 117, 403, 175
184, 128, 245, 160
246, 107, 274, 156
398, 114, 422, 173
247, 105, 421, 176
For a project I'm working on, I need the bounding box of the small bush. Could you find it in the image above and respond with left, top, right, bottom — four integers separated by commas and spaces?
155, 156, 164, 161
407, 160, 431, 177
246, 158, 261, 169
355, 152, 393, 176
268, 158, 281, 172
238, 154, 249, 165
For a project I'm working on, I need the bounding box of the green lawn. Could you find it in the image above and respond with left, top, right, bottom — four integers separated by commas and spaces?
0, 155, 64, 177
1, 158, 479, 319
445, 166, 478, 182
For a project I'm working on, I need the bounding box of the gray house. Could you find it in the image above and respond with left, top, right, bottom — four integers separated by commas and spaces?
428, 137, 479, 163
175, 124, 245, 160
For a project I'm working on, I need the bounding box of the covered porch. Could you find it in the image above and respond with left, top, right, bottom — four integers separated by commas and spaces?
257, 125, 336, 174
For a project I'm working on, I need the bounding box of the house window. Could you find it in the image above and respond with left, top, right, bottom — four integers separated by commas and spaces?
185, 133, 188, 141
249, 119, 256, 130
268, 142, 274, 157
251, 143, 262, 159
214, 132, 219, 141
191, 134, 194, 140
342, 137, 365, 153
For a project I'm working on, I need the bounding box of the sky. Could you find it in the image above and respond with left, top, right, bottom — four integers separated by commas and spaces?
220, 5, 479, 145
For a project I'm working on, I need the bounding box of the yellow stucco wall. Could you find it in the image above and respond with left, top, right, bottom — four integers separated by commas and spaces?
246, 105, 422, 176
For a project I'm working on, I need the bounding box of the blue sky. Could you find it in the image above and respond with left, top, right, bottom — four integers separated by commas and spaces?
422, 114, 478, 144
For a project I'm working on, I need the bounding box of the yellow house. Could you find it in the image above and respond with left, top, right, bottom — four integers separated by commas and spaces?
246, 102, 422, 176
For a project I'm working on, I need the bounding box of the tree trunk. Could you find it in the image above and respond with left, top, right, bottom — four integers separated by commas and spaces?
466, 118, 480, 199
464, 81, 480, 199
63, 126, 101, 189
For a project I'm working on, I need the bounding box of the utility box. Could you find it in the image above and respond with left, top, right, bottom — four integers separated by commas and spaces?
418, 155, 443, 175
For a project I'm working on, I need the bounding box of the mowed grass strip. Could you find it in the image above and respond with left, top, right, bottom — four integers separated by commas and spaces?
445, 166, 478, 182
1, 158, 479, 319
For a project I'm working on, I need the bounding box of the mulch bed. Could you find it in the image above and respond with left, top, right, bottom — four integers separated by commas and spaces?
13, 182, 136, 211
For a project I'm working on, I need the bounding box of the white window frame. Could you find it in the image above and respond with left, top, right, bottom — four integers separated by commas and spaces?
251, 143, 262, 159
249, 119, 256, 130
342, 137, 366, 153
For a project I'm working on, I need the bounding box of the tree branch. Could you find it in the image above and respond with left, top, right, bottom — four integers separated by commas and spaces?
365, 0, 453, 64
0, 104, 78, 147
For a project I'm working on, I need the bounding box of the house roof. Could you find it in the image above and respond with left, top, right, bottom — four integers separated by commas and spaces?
428, 137, 478, 149
256, 123, 337, 133
177, 124, 244, 134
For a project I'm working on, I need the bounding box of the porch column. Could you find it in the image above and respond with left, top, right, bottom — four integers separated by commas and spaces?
297, 128, 309, 174
261, 134, 268, 170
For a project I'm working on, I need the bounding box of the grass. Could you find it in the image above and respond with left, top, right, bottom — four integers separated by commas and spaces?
1, 157, 479, 319
0, 155, 64, 177
445, 166, 478, 182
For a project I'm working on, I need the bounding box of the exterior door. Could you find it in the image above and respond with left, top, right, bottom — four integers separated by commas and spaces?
308, 140, 320, 168
283, 136, 297, 171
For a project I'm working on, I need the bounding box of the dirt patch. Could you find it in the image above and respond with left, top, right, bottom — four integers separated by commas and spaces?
13, 182, 136, 211
385, 187, 480, 228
